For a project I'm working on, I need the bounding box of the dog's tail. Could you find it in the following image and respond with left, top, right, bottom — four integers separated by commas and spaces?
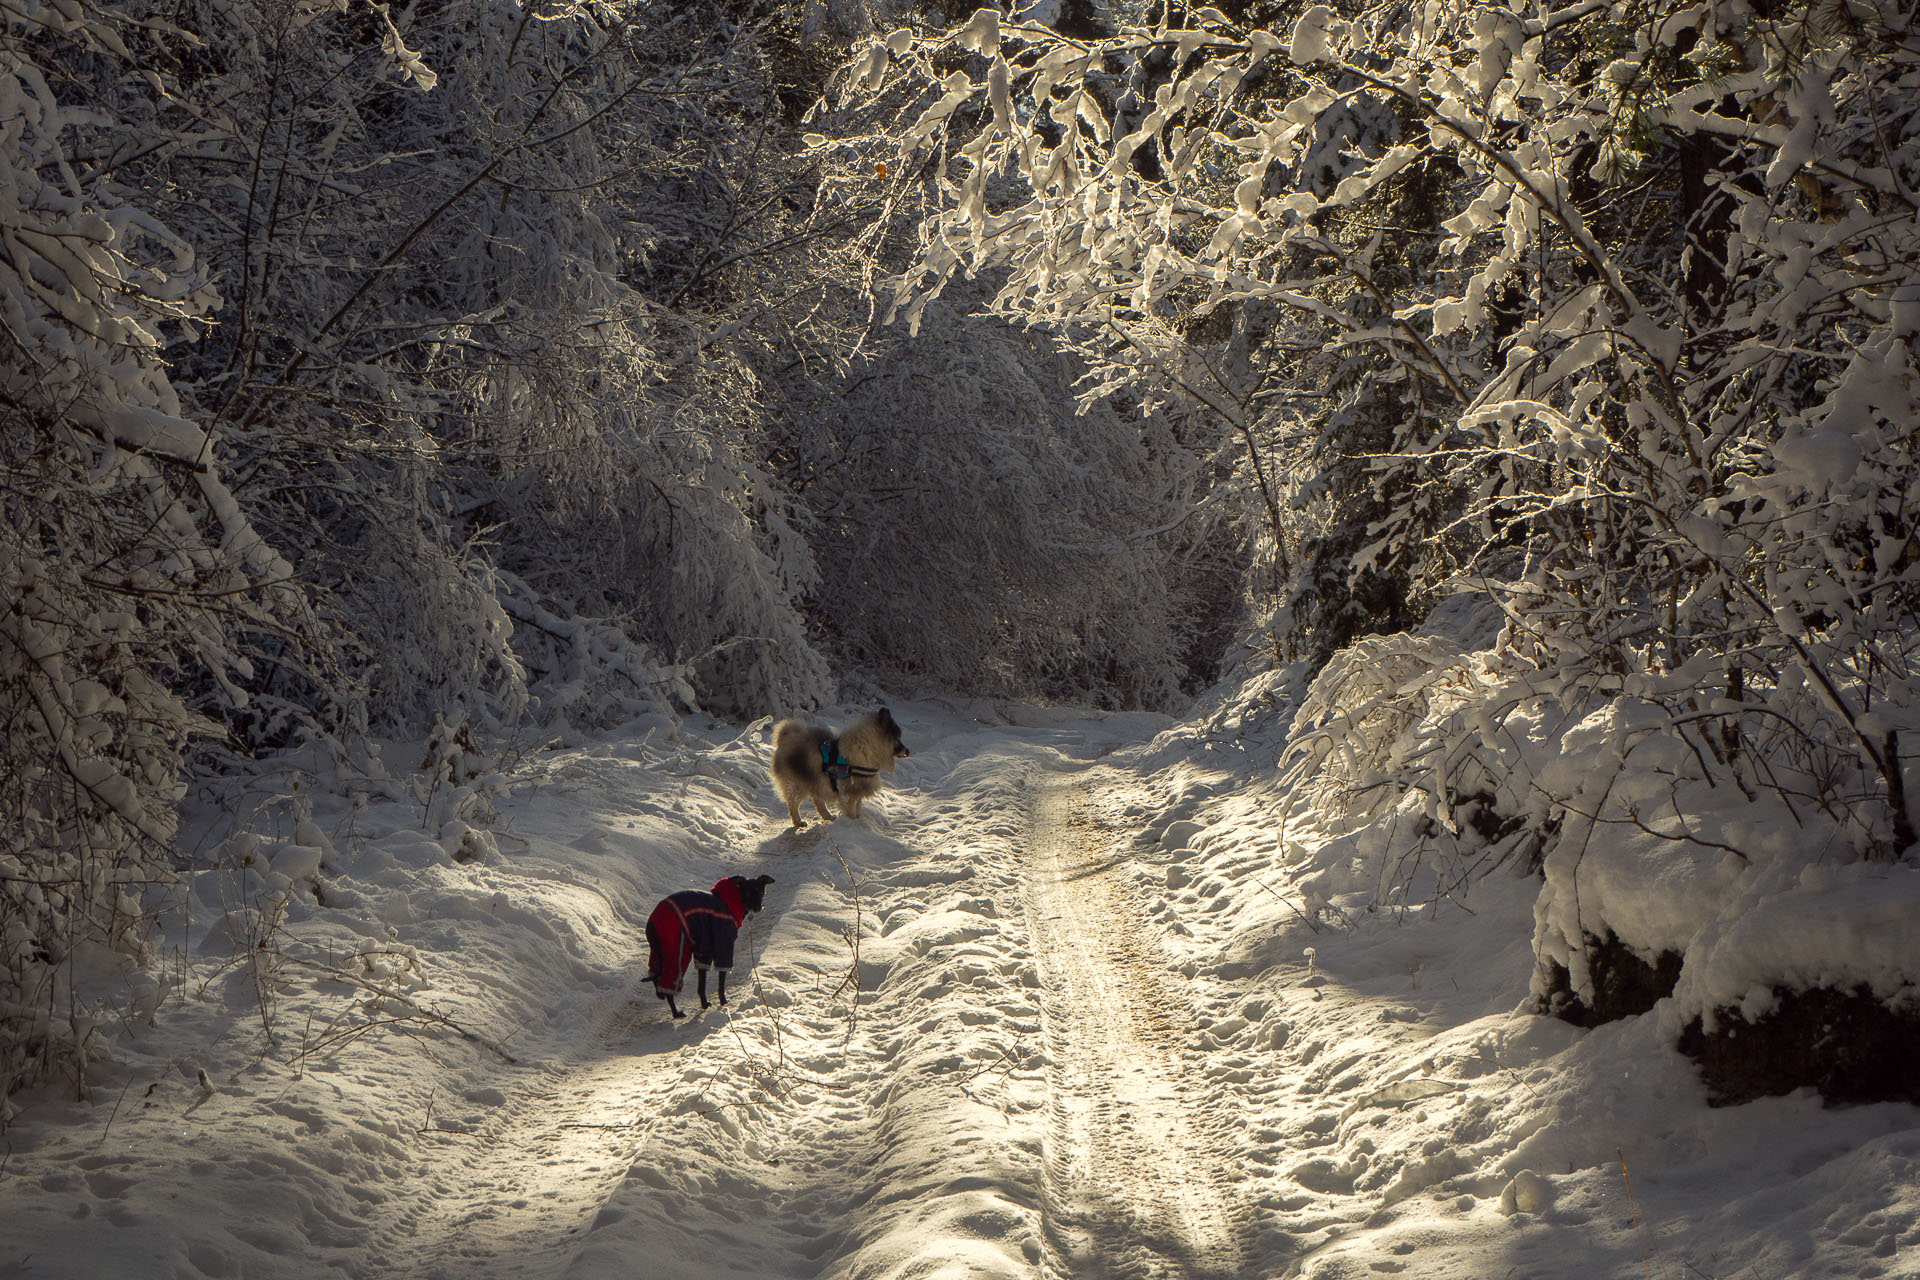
771, 718, 808, 752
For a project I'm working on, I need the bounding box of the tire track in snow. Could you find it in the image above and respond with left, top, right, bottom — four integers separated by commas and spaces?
1025, 772, 1248, 1280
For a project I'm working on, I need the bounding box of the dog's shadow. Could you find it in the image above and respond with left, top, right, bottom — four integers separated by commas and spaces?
606, 996, 737, 1051
770, 823, 828, 852
762, 811, 898, 851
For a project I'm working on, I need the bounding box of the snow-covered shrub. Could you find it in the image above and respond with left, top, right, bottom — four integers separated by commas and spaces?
1268, 611, 1563, 916
493, 574, 696, 739
409, 5, 839, 714
329, 522, 530, 736
1282, 441, 1416, 669
1528, 675, 1899, 1007
1285, 634, 1506, 823
461, 344, 833, 720
413, 710, 500, 835
0, 0, 298, 1112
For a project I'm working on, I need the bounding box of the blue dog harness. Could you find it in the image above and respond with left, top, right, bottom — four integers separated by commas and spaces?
821, 738, 879, 792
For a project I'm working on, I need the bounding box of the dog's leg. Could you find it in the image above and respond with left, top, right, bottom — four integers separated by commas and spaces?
786, 795, 805, 829
648, 917, 685, 1017
716, 970, 728, 1007
697, 965, 711, 1010
813, 793, 835, 822
844, 794, 863, 819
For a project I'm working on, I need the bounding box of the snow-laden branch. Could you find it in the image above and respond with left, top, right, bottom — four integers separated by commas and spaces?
820, 0, 1920, 856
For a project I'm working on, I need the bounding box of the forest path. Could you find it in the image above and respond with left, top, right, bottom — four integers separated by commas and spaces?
1024, 771, 1255, 1280
343, 722, 1269, 1280
347, 966, 691, 1280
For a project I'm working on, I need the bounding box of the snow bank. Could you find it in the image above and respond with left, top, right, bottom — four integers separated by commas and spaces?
1526, 688, 1909, 1034
1667, 859, 1920, 1029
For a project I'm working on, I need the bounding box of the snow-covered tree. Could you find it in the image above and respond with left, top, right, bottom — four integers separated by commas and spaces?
779, 293, 1241, 706
828, 0, 1920, 860
1, 0, 302, 1098
123, 0, 848, 726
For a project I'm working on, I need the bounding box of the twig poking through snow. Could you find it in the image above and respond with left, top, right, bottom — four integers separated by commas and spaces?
825, 837, 864, 1037
1618, 1148, 1654, 1280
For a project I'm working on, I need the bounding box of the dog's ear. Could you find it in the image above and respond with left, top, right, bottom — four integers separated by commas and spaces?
756, 874, 775, 885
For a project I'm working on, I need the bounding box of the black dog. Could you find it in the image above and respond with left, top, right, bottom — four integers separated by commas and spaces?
643, 874, 774, 1018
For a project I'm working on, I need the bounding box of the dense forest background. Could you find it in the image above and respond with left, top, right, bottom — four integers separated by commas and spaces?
5, 0, 1918, 1109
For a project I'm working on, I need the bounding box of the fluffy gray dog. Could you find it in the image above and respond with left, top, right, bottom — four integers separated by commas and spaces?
770, 708, 910, 828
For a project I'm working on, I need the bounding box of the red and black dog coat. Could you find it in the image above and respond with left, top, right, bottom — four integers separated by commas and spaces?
644, 875, 766, 998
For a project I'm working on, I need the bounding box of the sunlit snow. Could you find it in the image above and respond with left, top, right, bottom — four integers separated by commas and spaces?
2, 684, 1916, 1279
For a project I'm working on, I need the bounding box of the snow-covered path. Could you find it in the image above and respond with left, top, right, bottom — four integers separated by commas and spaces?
357, 712, 1259, 1280
542, 714, 1225, 1280
350, 967, 671, 1278
4, 701, 1919, 1280
513, 726, 1283, 1280
1024, 774, 1245, 1279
